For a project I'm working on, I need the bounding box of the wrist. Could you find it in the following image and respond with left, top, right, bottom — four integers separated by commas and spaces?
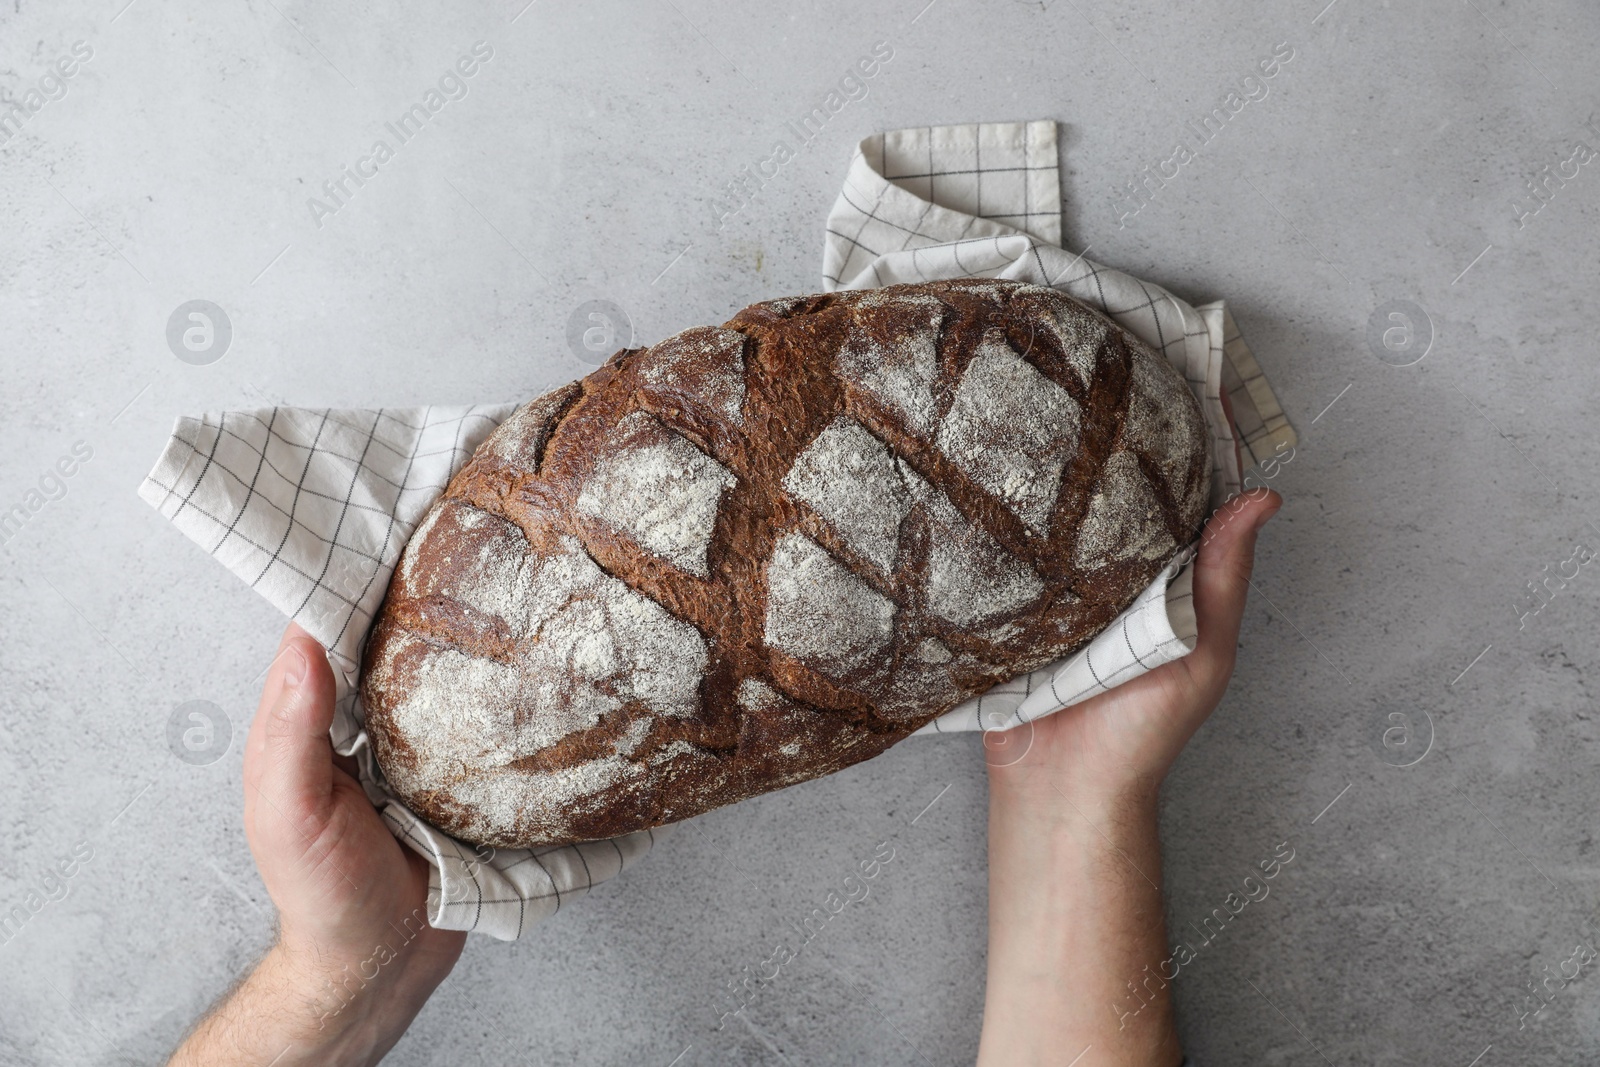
265, 926, 449, 1066
987, 763, 1162, 835
254, 943, 387, 1064
167, 942, 385, 1067
272, 940, 367, 1023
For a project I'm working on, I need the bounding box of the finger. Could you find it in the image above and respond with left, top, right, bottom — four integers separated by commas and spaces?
244, 623, 338, 836
243, 626, 302, 806
1189, 489, 1281, 687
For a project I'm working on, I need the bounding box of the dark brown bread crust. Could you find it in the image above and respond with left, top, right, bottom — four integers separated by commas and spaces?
361, 280, 1210, 847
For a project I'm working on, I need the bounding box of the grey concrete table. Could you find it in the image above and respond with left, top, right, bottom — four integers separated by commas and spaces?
2, 0, 1598, 1063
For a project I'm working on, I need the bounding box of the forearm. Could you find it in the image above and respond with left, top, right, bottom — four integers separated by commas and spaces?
977, 780, 1182, 1067
168, 940, 435, 1067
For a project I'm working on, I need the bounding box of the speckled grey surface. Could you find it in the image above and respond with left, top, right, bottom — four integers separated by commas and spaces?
2, 0, 1598, 1063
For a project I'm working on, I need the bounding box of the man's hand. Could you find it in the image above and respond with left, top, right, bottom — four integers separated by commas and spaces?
978, 489, 1281, 1067
169, 624, 466, 1067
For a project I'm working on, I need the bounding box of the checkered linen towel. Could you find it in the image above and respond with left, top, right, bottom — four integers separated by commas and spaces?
142, 119, 1293, 940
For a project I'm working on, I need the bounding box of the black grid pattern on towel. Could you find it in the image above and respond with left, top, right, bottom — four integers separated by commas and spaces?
864, 121, 1064, 246
142, 407, 502, 678
1045, 583, 1195, 711
388, 810, 663, 940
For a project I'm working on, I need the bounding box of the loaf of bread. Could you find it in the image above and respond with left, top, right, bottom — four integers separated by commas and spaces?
361, 279, 1210, 847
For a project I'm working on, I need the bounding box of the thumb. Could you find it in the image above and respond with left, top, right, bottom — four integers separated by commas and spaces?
244, 624, 338, 837
1190, 489, 1281, 674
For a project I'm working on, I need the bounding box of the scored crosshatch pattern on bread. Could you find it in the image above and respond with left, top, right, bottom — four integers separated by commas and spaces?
143, 118, 1296, 939
361, 280, 1213, 848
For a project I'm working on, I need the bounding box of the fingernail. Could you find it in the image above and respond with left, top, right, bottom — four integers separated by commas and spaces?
281, 645, 308, 689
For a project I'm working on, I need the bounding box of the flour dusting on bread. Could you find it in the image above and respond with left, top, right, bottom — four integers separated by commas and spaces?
486, 383, 581, 470
576, 410, 736, 577
520, 535, 708, 728
909, 469, 1045, 628
637, 325, 748, 425
1122, 348, 1209, 527
834, 295, 943, 436
376, 636, 524, 766
936, 328, 1081, 532
399, 500, 531, 626
1013, 284, 1106, 389
782, 416, 910, 573
1074, 451, 1177, 568
764, 531, 896, 679
735, 676, 781, 711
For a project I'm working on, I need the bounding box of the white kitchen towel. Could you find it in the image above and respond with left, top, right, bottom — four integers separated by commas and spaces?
143, 119, 1293, 940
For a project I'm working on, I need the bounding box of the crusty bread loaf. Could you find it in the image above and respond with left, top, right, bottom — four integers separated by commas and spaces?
361, 279, 1210, 847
